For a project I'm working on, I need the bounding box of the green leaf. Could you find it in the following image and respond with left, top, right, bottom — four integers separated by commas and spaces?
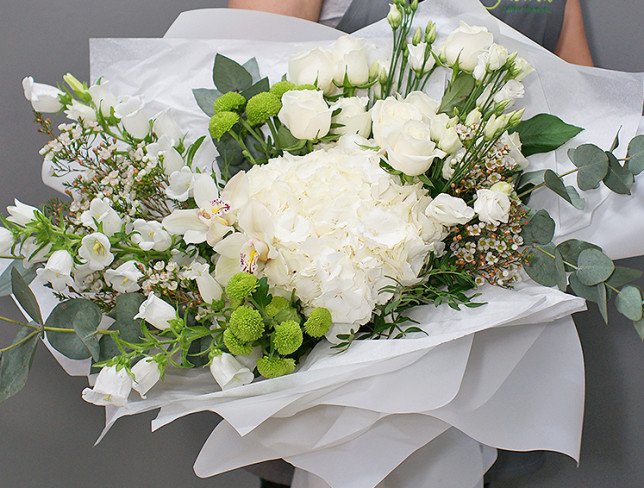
192, 88, 221, 117
521, 209, 555, 245
606, 267, 642, 288
0, 326, 40, 403
576, 249, 615, 286
185, 136, 206, 167
46, 299, 102, 360
525, 244, 564, 288
633, 319, 644, 341
96, 294, 145, 367
569, 274, 608, 323
568, 144, 609, 190
511, 114, 583, 157
276, 124, 306, 152
517, 170, 545, 190
213, 53, 253, 94
439, 73, 475, 116
241, 77, 270, 101
251, 277, 272, 309
242, 58, 261, 82
556, 239, 601, 272
543, 169, 585, 209
626, 134, 644, 175
11, 267, 43, 324
609, 128, 621, 152
554, 250, 567, 291
603, 152, 633, 195
615, 286, 643, 321
0, 261, 36, 297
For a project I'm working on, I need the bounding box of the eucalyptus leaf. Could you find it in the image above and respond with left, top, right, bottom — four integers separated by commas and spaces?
524, 244, 563, 288
609, 128, 621, 152
439, 73, 475, 116
606, 267, 643, 288
556, 239, 602, 272
615, 286, 643, 321
511, 114, 583, 157
517, 170, 545, 190
576, 249, 615, 286
569, 274, 608, 323
241, 77, 270, 101
603, 152, 633, 195
568, 144, 609, 190
543, 169, 585, 209
0, 325, 40, 403
626, 134, 644, 175
72, 304, 103, 361
554, 251, 567, 291
213, 53, 253, 93
634, 319, 644, 341
192, 88, 221, 117
11, 267, 43, 324
521, 209, 555, 245
0, 261, 36, 297
96, 294, 145, 366
46, 299, 102, 360
242, 58, 261, 83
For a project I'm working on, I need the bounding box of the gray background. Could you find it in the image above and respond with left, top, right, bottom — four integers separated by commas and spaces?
0, 1, 642, 487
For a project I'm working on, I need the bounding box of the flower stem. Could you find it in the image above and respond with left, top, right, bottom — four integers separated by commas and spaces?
0, 330, 40, 353
516, 167, 579, 199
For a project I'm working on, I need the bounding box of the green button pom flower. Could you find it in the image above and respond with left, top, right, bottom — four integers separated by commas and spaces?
228, 305, 264, 342
269, 80, 296, 99
303, 307, 332, 338
245, 92, 282, 126
226, 272, 258, 302
213, 92, 246, 113
256, 356, 296, 378
272, 320, 303, 355
209, 111, 239, 140
223, 329, 253, 356
265, 296, 290, 317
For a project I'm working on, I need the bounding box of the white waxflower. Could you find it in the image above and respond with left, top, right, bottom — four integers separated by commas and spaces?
425, 194, 475, 226
152, 109, 183, 144
165, 167, 195, 202
288, 47, 336, 94
80, 198, 123, 236
64, 100, 97, 123
440, 22, 494, 72
131, 219, 172, 251
134, 294, 176, 330
104, 261, 144, 293
78, 232, 114, 270
474, 188, 511, 226
331, 35, 370, 86
381, 120, 446, 176
131, 357, 162, 399
81, 366, 132, 407
209, 353, 254, 391
0, 227, 14, 255
22, 77, 63, 113
36, 250, 74, 292
278, 90, 331, 141
114, 96, 149, 139
88, 82, 117, 117
330, 97, 371, 138
6, 199, 38, 226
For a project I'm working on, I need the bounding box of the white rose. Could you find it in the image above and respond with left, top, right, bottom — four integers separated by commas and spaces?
408, 43, 435, 74
209, 352, 254, 390
0, 227, 14, 255
371, 97, 423, 147
382, 120, 446, 176
330, 97, 371, 138
81, 366, 132, 407
36, 250, 74, 291
331, 36, 370, 86
425, 194, 475, 226
131, 357, 162, 399
22, 77, 63, 113
6, 199, 37, 226
131, 219, 172, 252
404, 91, 440, 120
152, 109, 183, 144
494, 80, 525, 107
89, 82, 117, 117
115, 96, 149, 139
104, 260, 144, 293
80, 198, 123, 236
288, 47, 336, 94
440, 22, 494, 72
64, 100, 97, 123
499, 131, 529, 169
474, 188, 511, 226
135, 294, 176, 331
278, 90, 331, 140
165, 167, 195, 202
78, 232, 114, 270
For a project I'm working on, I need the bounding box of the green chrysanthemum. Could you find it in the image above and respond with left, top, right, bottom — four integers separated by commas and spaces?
228, 305, 264, 342
223, 329, 253, 356
265, 296, 291, 318
226, 272, 258, 302
209, 111, 239, 140
303, 307, 332, 338
269, 80, 296, 99
213, 92, 247, 113
272, 320, 304, 356
294, 84, 318, 91
256, 356, 296, 379
245, 92, 282, 126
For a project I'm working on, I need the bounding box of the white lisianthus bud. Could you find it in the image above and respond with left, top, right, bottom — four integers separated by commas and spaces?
508, 108, 525, 127
484, 114, 510, 140
487, 44, 510, 70
22, 77, 63, 113
135, 294, 176, 331
89, 82, 117, 117
165, 167, 195, 202
209, 352, 254, 390
153, 110, 184, 144
382, 120, 446, 176
511, 57, 534, 81
425, 193, 475, 226
64, 100, 97, 123
408, 43, 434, 74
81, 366, 132, 407
278, 90, 331, 140
331, 36, 370, 86
474, 188, 511, 226
131, 357, 162, 399
330, 97, 371, 138
371, 97, 424, 148
36, 250, 74, 291
115, 96, 149, 139
465, 109, 483, 126
80, 198, 123, 236
404, 91, 440, 120
440, 22, 494, 72
288, 47, 336, 94
0, 227, 14, 255
425, 21, 437, 43
6, 200, 37, 226
131, 219, 172, 252
494, 80, 525, 107
499, 131, 529, 169
104, 261, 144, 293
436, 126, 462, 154
491, 181, 514, 195
387, 4, 402, 29
412, 27, 423, 46
78, 232, 114, 271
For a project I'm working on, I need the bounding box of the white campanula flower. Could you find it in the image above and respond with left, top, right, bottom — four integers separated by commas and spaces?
145, 135, 184, 176
152, 109, 183, 145
7, 199, 38, 226
131, 357, 162, 399
404, 91, 440, 120
288, 47, 336, 94
184, 260, 223, 303
22, 77, 63, 113
0, 227, 14, 255
80, 198, 123, 236
131, 219, 172, 252
162, 174, 233, 246
331, 35, 370, 86
36, 250, 74, 291
114, 96, 149, 139
408, 43, 435, 74
278, 90, 331, 141
64, 100, 97, 123
135, 294, 175, 330
88, 82, 117, 117
209, 352, 254, 390
81, 366, 132, 407
425, 194, 475, 226
371, 96, 424, 148
381, 120, 446, 176
499, 131, 529, 169
78, 232, 114, 271
104, 260, 144, 293
19, 237, 51, 269
440, 22, 494, 72
166, 167, 195, 202
330, 97, 371, 138
474, 188, 511, 226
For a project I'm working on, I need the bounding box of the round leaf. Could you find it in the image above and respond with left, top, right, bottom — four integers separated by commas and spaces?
569, 144, 609, 190
626, 134, 644, 175
576, 249, 615, 286
556, 239, 601, 272
524, 244, 564, 288
46, 299, 102, 360
615, 286, 643, 321
603, 152, 634, 195
521, 209, 555, 245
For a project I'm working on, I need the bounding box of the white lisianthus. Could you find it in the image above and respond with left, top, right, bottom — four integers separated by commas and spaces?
382, 120, 446, 176
331, 36, 370, 86
81, 366, 132, 407
278, 90, 331, 141
408, 43, 434, 74
387, 3, 402, 28
474, 188, 511, 226
80, 198, 122, 236
491, 181, 514, 195
465, 109, 483, 126
78, 232, 114, 270
22, 77, 63, 113
475, 43, 510, 80
330, 97, 371, 138
19, 237, 51, 268
440, 22, 494, 72
404, 91, 440, 120
425, 194, 475, 226
512, 56, 535, 81
442, 149, 465, 180
152, 109, 183, 144
499, 131, 529, 170
131, 219, 172, 251
0, 227, 14, 255
64, 100, 97, 123
36, 250, 74, 291
184, 261, 223, 303
114, 96, 149, 139
371, 97, 424, 147
88, 82, 117, 117
494, 80, 525, 107
131, 357, 162, 399
135, 294, 176, 331
104, 261, 144, 293
288, 47, 336, 94
484, 114, 510, 140
209, 352, 254, 390
7, 199, 38, 226
166, 167, 195, 202
428, 114, 461, 154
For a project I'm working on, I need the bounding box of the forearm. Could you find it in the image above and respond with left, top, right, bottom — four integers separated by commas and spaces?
555, 0, 594, 66
228, 0, 323, 22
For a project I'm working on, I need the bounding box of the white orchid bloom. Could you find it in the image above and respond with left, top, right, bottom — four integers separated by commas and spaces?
81, 366, 132, 407
134, 294, 175, 331
104, 261, 144, 293
131, 357, 162, 399
80, 198, 123, 236
78, 232, 114, 270
209, 353, 254, 390
36, 250, 74, 291
213, 232, 270, 285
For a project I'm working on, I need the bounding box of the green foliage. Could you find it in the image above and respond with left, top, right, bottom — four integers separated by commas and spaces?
241, 77, 270, 101
512, 114, 583, 157
525, 243, 566, 289
0, 261, 36, 297
603, 152, 633, 195
439, 73, 475, 116
45, 299, 102, 360
556, 239, 601, 272
569, 274, 608, 323
11, 267, 42, 324
213, 54, 253, 94
543, 169, 585, 209
568, 144, 609, 190
265, 296, 290, 318
521, 209, 555, 245
575, 249, 615, 286
251, 277, 272, 310
626, 134, 644, 175
192, 88, 221, 117
97, 293, 145, 365
615, 286, 643, 322
0, 326, 40, 404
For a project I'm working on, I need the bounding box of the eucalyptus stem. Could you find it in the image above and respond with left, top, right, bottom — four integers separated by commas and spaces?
517, 167, 579, 199
0, 330, 40, 353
